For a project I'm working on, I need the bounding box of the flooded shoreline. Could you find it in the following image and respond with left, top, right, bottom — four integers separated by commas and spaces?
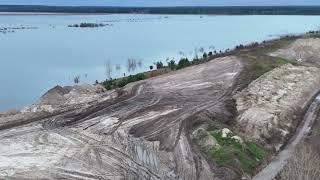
1, 14, 320, 111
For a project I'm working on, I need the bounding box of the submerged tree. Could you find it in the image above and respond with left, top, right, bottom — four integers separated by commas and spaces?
138, 59, 143, 68
74, 76, 80, 84
194, 47, 200, 60
198, 47, 205, 54
127, 58, 137, 72
105, 60, 113, 80
155, 61, 164, 69
167, 59, 176, 70
179, 51, 186, 58
115, 64, 121, 71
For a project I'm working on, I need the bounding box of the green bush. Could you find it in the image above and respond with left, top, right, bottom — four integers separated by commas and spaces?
155, 61, 164, 69
167, 60, 176, 70
102, 73, 146, 90
203, 52, 208, 59
103, 79, 116, 90
177, 58, 190, 69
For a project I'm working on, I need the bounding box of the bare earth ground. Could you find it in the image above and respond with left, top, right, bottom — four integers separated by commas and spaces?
2, 37, 320, 180
235, 64, 320, 148
253, 94, 320, 180
250, 38, 320, 180
0, 57, 242, 179
270, 38, 320, 66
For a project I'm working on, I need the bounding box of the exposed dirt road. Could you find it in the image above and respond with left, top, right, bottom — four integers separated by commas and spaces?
0, 56, 242, 179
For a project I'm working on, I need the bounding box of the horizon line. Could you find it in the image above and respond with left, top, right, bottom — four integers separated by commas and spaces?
2, 5, 320, 8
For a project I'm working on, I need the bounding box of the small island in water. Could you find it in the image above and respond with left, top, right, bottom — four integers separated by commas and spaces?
68, 22, 112, 28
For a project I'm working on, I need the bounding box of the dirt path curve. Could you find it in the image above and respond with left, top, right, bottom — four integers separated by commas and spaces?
253, 94, 320, 180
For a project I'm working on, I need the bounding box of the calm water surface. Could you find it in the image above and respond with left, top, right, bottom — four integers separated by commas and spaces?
1, 14, 320, 111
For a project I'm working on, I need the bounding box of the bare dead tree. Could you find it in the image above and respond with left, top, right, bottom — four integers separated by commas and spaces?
105, 60, 113, 80
127, 59, 130, 72
179, 51, 186, 58
194, 47, 199, 60
115, 64, 121, 71
199, 47, 205, 54
280, 144, 320, 180
138, 59, 143, 68
127, 58, 137, 72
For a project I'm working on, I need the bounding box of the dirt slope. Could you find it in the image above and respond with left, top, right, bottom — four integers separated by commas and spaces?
270, 38, 320, 66
253, 94, 320, 180
235, 64, 320, 149
0, 56, 242, 179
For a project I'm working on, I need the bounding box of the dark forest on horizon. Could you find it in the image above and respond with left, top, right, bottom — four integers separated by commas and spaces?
2, 5, 320, 15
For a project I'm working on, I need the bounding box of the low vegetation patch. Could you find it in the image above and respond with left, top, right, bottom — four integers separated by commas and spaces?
195, 128, 266, 174
235, 37, 298, 90
237, 54, 289, 89
306, 30, 320, 38
102, 73, 146, 90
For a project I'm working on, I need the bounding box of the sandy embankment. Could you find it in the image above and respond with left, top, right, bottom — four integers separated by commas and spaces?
0, 56, 242, 179
270, 38, 320, 66
243, 38, 320, 180
235, 64, 320, 148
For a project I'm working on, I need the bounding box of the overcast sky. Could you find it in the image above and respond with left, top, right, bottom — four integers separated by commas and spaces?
0, 0, 320, 6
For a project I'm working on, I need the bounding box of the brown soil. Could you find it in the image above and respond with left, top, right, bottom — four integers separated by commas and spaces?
0, 56, 242, 179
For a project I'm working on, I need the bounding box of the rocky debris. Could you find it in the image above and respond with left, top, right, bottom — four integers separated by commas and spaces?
0, 109, 19, 117
231, 135, 243, 144
192, 128, 220, 151
214, 128, 243, 144
270, 38, 320, 65
234, 64, 320, 147
221, 128, 232, 138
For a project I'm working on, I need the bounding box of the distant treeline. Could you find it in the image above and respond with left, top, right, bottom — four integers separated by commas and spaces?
2, 5, 320, 15
68, 23, 110, 28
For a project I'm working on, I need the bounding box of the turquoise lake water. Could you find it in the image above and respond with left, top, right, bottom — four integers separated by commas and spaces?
1, 14, 320, 111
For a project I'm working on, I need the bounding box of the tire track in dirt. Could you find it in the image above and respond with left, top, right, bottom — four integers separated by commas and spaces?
0, 56, 242, 179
